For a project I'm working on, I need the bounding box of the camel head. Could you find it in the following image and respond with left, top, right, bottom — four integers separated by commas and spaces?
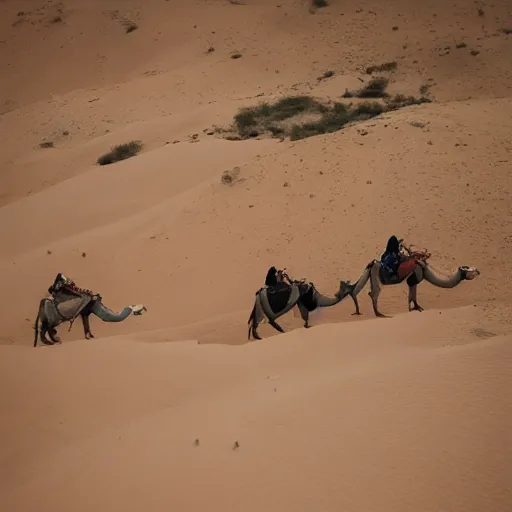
460, 266, 480, 281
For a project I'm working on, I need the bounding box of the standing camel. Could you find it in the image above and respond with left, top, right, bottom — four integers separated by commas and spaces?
248, 271, 357, 340
343, 244, 480, 317
34, 273, 146, 346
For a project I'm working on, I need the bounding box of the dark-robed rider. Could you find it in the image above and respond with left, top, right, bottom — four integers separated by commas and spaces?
380, 235, 402, 277
264, 266, 292, 290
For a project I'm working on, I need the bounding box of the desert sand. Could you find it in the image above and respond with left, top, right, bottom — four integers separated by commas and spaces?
0, 0, 511, 510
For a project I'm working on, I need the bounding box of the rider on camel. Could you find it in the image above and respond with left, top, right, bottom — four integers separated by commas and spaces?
380, 235, 404, 278
264, 266, 292, 292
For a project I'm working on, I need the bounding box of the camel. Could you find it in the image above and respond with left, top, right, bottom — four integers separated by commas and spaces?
344, 244, 480, 317
247, 272, 358, 340
33, 273, 146, 347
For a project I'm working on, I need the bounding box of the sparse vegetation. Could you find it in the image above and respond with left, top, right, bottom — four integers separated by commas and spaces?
289, 101, 385, 141
51, 15, 62, 23
230, 52, 242, 59
39, 141, 54, 148
223, 73, 433, 142
419, 83, 432, 96
221, 166, 241, 185
123, 21, 138, 33
501, 28, 512, 35
312, 0, 328, 7
385, 94, 431, 111
318, 70, 335, 81
343, 77, 390, 98
234, 95, 327, 137
97, 141, 143, 165
455, 42, 467, 48
365, 61, 397, 74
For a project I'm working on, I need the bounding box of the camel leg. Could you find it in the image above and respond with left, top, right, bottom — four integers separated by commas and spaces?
298, 303, 310, 328
248, 299, 265, 341
48, 326, 61, 344
350, 293, 362, 316
368, 265, 388, 318
39, 324, 54, 345
269, 319, 285, 333
251, 325, 262, 341
82, 314, 95, 339
407, 272, 424, 312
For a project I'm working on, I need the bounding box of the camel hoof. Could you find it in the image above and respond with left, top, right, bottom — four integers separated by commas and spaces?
42, 339, 54, 346
351, 312, 362, 316
85, 333, 95, 340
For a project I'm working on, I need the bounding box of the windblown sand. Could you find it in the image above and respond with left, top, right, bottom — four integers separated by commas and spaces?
0, 1, 511, 510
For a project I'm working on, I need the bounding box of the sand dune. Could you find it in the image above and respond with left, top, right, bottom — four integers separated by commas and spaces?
1, 308, 511, 511
1, 0, 511, 509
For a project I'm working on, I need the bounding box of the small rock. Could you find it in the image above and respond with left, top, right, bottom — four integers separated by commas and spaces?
366, 180, 372, 184
233, 441, 240, 450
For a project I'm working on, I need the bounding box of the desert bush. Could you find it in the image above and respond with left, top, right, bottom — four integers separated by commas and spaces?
290, 101, 384, 141
343, 77, 390, 99
229, 77, 432, 142
365, 61, 397, 74
97, 141, 143, 165
385, 94, 431, 111
123, 21, 138, 33
234, 95, 326, 137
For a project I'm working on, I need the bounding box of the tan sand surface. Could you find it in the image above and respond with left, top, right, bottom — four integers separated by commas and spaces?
1, 0, 511, 510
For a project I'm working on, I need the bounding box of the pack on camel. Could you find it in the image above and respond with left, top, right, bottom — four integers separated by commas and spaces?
247, 267, 357, 340
344, 236, 480, 317
33, 273, 147, 347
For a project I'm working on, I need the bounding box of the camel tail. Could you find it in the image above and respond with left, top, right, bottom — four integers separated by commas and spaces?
248, 303, 256, 340
33, 301, 42, 348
